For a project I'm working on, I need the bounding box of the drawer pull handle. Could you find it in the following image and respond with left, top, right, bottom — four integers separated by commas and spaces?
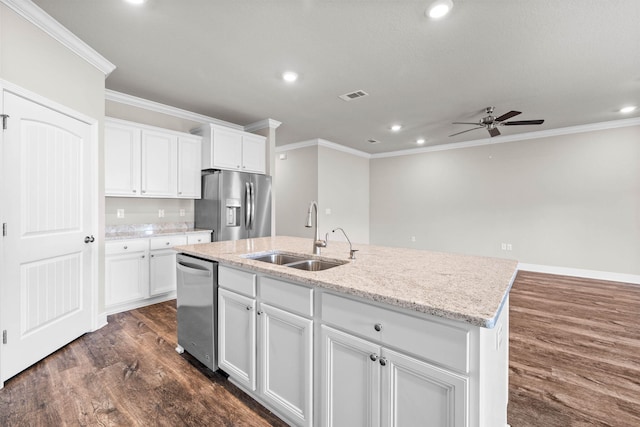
374, 323, 383, 332
369, 353, 379, 362
379, 357, 387, 367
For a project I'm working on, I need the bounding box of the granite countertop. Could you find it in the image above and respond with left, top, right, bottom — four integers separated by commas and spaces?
175, 236, 518, 328
105, 223, 212, 241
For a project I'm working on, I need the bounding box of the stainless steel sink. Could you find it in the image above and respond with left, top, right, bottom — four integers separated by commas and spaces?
244, 251, 347, 271
286, 259, 345, 271
250, 253, 308, 265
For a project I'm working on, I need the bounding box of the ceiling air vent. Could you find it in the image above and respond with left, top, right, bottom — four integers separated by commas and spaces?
367, 138, 381, 144
339, 90, 369, 101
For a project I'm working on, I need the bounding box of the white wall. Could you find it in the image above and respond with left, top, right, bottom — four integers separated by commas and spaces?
275, 141, 370, 245
370, 125, 640, 276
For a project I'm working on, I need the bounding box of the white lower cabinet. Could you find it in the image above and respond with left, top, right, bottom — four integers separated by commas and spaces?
320, 325, 468, 427
259, 303, 313, 427
149, 235, 188, 296
105, 240, 149, 307
218, 287, 257, 391
217, 266, 313, 427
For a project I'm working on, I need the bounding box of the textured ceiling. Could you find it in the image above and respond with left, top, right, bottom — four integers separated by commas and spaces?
32, 0, 640, 154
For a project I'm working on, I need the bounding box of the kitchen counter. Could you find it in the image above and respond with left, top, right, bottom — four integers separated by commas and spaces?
175, 235, 517, 328
105, 223, 212, 241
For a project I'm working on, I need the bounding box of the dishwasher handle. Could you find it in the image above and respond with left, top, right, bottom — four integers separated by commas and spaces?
177, 261, 212, 277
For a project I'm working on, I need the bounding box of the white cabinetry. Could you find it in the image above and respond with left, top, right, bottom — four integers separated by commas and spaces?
149, 235, 187, 296
320, 293, 469, 427
217, 266, 313, 427
105, 118, 202, 199
194, 123, 266, 174
105, 240, 148, 307
187, 232, 211, 244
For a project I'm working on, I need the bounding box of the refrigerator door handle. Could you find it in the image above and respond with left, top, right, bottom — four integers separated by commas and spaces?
250, 182, 255, 230
245, 181, 251, 229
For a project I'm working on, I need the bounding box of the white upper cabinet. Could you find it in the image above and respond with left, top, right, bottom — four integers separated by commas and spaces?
141, 130, 178, 197
105, 118, 202, 199
195, 123, 266, 174
177, 136, 202, 198
104, 122, 141, 196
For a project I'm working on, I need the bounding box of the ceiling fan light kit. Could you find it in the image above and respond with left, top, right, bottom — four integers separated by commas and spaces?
449, 106, 545, 138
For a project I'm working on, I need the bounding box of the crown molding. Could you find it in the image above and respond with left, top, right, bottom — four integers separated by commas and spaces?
105, 89, 244, 130
371, 117, 640, 159
2, 0, 116, 76
276, 138, 371, 158
245, 118, 282, 132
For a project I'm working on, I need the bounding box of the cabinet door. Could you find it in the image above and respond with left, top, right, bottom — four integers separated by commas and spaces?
105, 249, 148, 307
380, 348, 468, 427
241, 133, 266, 174
212, 127, 243, 170
320, 325, 381, 427
141, 130, 178, 197
177, 136, 202, 198
259, 304, 313, 427
105, 122, 141, 196
218, 288, 256, 390
149, 249, 178, 296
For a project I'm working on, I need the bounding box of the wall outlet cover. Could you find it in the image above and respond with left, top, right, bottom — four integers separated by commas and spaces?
116, 209, 125, 219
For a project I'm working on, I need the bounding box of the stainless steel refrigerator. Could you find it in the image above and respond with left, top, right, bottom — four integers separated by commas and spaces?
195, 170, 272, 241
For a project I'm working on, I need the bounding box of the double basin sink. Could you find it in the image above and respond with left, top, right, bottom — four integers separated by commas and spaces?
244, 251, 347, 271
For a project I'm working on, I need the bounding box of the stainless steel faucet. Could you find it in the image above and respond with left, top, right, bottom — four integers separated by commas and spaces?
332, 227, 358, 259
305, 201, 326, 255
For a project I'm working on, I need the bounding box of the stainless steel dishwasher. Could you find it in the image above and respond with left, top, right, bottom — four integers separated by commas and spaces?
175, 253, 218, 371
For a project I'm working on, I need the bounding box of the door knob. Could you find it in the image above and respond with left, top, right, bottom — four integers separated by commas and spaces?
84, 235, 95, 243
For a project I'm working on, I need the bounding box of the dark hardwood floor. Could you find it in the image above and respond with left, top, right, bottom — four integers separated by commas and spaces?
508, 271, 640, 427
1, 271, 639, 426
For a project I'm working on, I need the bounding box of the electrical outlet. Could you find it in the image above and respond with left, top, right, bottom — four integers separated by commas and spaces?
325, 208, 332, 215
411, 236, 416, 242
158, 209, 165, 218
179, 209, 185, 217
501, 243, 507, 250
116, 209, 125, 219
506, 243, 513, 251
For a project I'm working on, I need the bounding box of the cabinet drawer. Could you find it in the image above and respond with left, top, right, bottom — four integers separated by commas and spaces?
105, 239, 148, 255
187, 232, 211, 244
260, 276, 313, 317
149, 235, 188, 250
321, 293, 470, 373
219, 265, 256, 297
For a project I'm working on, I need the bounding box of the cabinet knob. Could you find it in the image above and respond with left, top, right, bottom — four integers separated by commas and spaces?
142, 190, 146, 194
124, 246, 128, 249
257, 311, 263, 316
236, 165, 240, 168
178, 191, 182, 195
151, 254, 155, 257
374, 323, 383, 332
246, 306, 252, 311
141, 255, 145, 259
369, 353, 379, 362
166, 242, 170, 245
379, 357, 387, 367
132, 190, 136, 193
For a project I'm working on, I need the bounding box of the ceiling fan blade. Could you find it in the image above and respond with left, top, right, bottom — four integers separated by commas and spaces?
502, 119, 545, 126
452, 121, 481, 126
448, 126, 484, 137
488, 127, 501, 137
495, 110, 521, 122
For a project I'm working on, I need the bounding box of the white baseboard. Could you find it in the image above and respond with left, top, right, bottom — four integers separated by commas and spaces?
102, 292, 177, 317
517, 263, 640, 285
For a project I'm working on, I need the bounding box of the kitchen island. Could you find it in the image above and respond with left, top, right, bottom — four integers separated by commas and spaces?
175, 235, 517, 427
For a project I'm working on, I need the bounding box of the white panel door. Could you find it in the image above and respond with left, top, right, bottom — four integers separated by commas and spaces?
380, 348, 468, 427
259, 303, 313, 427
1, 91, 94, 383
320, 325, 381, 427
141, 130, 177, 197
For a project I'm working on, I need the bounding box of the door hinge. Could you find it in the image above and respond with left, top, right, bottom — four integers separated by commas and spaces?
2, 223, 6, 236
2, 330, 6, 345
1, 114, 8, 130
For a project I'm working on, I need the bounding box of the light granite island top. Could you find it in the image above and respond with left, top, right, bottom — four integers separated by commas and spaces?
175, 235, 517, 328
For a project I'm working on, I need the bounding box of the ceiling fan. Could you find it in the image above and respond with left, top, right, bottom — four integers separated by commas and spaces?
449, 107, 544, 138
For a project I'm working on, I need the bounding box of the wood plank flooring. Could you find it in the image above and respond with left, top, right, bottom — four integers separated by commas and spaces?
0, 301, 287, 427
508, 271, 640, 426
0, 271, 639, 426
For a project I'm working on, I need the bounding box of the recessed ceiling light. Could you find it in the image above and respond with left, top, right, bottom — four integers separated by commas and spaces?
390, 124, 402, 132
416, 138, 426, 145
282, 71, 298, 83
124, 0, 146, 5
619, 105, 637, 114
427, 0, 453, 19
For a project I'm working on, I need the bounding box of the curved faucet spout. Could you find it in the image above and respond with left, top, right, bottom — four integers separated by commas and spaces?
332, 227, 358, 259
305, 201, 326, 255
